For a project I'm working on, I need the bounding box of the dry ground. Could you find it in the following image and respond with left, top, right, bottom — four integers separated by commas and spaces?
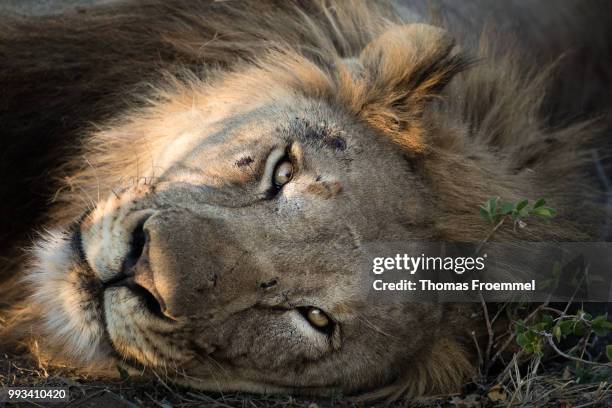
1, 349, 610, 407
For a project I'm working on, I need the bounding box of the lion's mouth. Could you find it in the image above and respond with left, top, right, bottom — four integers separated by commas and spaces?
105, 278, 169, 321
68, 222, 105, 300
103, 215, 177, 322
63, 218, 172, 364
72, 211, 171, 322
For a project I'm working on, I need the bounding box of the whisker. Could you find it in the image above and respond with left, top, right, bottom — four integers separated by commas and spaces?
356, 314, 400, 340
82, 155, 101, 203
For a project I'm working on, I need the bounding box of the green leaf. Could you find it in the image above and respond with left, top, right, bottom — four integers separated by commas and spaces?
553, 325, 562, 342
534, 198, 546, 208
516, 333, 527, 348
488, 197, 499, 216
592, 315, 604, 324
525, 330, 538, 342
532, 339, 543, 355
481, 200, 491, 212
480, 206, 491, 222
516, 199, 529, 212
516, 328, 543, 355
541, 314, 554, 328
515, 320, 527, 334
500, 202, 515, 215
573, 321, 586, 337
532, 207, 556, 218
518, 208, 530, 218
592, 315, 612, 337
607, 345, 612, 362
593, 326, 609, 337
559, 320, 574, 336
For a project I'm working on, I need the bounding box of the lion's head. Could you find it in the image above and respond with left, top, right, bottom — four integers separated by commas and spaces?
1, 0, 602, 400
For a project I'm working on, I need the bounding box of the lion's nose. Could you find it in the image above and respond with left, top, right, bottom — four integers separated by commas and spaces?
122, 216, 149, 272
106, 214, 172, 320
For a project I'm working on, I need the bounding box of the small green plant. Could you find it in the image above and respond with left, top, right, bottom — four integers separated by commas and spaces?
515, 311, 612, 359
476, 196, 611, 398
479, 197, 556, 230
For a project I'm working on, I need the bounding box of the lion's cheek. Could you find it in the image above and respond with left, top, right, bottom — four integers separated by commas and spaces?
104, 286, 193, 367
26, 229, 108, 364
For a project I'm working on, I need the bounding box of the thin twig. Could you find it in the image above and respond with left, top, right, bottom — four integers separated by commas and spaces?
488, 302, 549, 370
473, 216, 507, 375
480, 293, 495, 374
471, 330, 484, 374
541, 333, 612, 367
475, 216, 507, 255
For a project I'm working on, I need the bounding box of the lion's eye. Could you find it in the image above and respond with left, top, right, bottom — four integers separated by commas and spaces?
261, 147, 296, 199
305, 307, 330, 328
297, 307, 335, 337
273, 159, 294, 188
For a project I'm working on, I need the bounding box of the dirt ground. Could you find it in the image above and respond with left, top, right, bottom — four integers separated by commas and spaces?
1, 352, 341, 408
1, 349, 611, 407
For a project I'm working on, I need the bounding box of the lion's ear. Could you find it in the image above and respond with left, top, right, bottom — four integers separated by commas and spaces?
347, 24, 468, 153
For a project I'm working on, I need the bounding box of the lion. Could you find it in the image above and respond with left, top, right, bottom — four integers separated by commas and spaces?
0, 0, 610, 400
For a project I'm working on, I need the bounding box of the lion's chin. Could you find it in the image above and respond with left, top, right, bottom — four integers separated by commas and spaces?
25, 228, 109, 364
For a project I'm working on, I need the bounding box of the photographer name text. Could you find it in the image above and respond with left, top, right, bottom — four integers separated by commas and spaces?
372, 254, 535, 292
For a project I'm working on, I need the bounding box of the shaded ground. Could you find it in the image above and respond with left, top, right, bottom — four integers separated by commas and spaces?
1, 351, 610, 407
1, 353, 340, 408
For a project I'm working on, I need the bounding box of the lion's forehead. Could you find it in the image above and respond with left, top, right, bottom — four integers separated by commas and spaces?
150, 99, 354, 188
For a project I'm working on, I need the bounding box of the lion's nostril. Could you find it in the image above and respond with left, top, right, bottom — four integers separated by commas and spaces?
110, 213, 176, 321
122, 217, 149, 273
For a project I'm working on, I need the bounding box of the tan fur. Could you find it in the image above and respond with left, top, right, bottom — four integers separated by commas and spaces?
0, 0, 608, 401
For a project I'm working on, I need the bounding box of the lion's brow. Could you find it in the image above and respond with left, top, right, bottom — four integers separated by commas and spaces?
289, 117, 347, 151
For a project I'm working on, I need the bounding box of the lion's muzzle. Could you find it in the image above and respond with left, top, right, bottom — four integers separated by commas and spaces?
102, 212, 172, 321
